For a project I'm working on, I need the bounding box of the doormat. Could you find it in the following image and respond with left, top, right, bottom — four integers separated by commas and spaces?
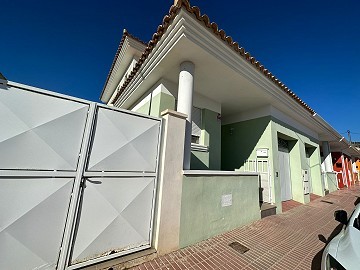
229, 242, 250, 254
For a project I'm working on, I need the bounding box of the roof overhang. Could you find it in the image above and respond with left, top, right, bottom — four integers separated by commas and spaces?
114, 11, 337, 141
109, 2, 360, 157
100, 34, 146, 103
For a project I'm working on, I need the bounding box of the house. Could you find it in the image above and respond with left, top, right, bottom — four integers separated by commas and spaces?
100, 0, 360, 251
1, 1, 360, 268
100, 0, 360, 260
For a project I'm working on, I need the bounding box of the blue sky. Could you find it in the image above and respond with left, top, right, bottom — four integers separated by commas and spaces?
2, 0, 359, 141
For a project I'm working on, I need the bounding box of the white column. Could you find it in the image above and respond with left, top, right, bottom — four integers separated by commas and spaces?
322, 141, 333, 172
177, 61, 195, 170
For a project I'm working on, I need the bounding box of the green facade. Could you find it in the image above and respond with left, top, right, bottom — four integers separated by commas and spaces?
191, 109, 221, 170
179, 173, 260, 248
132, 91, 176, 117
221, 116, 323, 212
221, 116, 272, 171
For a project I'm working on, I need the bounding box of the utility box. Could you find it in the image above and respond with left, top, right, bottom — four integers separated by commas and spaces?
303, 169, 310, 195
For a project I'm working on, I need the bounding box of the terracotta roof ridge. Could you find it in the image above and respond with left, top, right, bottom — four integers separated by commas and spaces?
112, 0, 315, 115
100, 29, 147, 100
0, 72, 7, 80
123, 29, 148, 46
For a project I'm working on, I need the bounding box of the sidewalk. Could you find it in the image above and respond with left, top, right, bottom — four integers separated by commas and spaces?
130, 185, 360, 270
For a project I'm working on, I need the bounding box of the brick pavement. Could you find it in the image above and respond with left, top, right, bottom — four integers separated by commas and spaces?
129, 185, 360, 270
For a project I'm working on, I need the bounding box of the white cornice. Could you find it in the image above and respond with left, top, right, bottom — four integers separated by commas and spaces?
113, 10, 350, 148
115, 13, 186, 108
102, 37, 146, 103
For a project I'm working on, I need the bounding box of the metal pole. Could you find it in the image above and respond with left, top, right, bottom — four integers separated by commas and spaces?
347, 130, 352, 143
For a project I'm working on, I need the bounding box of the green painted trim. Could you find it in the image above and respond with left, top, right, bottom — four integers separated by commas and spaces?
288, 140, 306, 203
132, 91, 175, 117
308, 146, 324, 196
191, 151, 209, 170
202, 109, 221, 170
133, 99, 151, 115
326, 172, 338, 192
179, 174, 260, 248
150, 91, 176, 117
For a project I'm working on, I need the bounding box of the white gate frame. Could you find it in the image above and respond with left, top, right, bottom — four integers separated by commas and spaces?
61, 104, 163, 270
57, 103, 96, 270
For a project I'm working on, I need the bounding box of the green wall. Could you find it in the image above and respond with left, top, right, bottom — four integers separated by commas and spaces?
326, 172, 338, 192
221, 115, 323, 212
133, 98, 151, 115
308, 146, 324, 196
221, 116, 272, 171
191, 108, 221, 170
132, 91, 176, 117
287, 140, 305, 203
179, 174, 260, 248
150, 91, 176, 117
272, 118, 323, 204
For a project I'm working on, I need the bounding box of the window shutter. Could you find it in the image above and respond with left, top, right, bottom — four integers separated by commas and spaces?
192, 107, 201, 137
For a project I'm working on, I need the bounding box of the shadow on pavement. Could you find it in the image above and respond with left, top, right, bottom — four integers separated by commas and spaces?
311, 223, 343, 269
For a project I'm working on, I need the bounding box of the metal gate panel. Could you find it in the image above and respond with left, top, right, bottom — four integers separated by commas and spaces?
243, 159, 272, 203
258, 160, 271, 203
1, 84, 162, 269
0, 86, 89, 170
87, 107, 160, 172
0, 177, 74, 270
70, 177, 155, 264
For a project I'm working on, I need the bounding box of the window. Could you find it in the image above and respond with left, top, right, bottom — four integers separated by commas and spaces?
191, 135, 200, 144
191, 106, 202, 143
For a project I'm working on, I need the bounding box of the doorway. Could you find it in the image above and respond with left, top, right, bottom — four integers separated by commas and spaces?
278, 138, 292, 201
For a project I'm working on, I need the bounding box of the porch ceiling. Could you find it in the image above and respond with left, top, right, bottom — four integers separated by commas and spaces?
136, 35, 332, 139
157, 36, 272, 116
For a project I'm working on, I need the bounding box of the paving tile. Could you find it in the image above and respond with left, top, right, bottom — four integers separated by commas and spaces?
126, 184, 360, 270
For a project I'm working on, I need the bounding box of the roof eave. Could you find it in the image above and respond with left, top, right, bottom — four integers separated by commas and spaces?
100, 30, 147, 103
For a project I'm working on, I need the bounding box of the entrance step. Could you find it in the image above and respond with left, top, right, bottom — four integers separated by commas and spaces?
282, 200, 302, 212
260, 202, 277, 218
310, 193, 321, 201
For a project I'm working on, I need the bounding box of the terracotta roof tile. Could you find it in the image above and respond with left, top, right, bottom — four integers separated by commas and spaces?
100, 29, 147, 99
112, 0, 315, 115
0, 72, 6, 80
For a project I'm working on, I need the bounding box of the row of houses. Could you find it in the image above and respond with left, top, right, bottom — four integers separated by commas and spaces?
1, 0, 360, 268
101, 0, 360, 211
95, 0, 360, 263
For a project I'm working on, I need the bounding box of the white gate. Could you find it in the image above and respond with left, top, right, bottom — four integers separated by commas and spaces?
243, 159, 272, 203
0, 82, 162, 269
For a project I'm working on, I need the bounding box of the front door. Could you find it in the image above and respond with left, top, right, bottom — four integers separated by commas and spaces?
278, 139, 292, 201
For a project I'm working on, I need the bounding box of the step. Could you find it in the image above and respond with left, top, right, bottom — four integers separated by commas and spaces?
260, 202, 277, 218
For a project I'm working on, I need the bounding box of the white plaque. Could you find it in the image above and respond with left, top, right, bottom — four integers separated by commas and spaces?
256, 148, 268, 157
221, 194, 232, 207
